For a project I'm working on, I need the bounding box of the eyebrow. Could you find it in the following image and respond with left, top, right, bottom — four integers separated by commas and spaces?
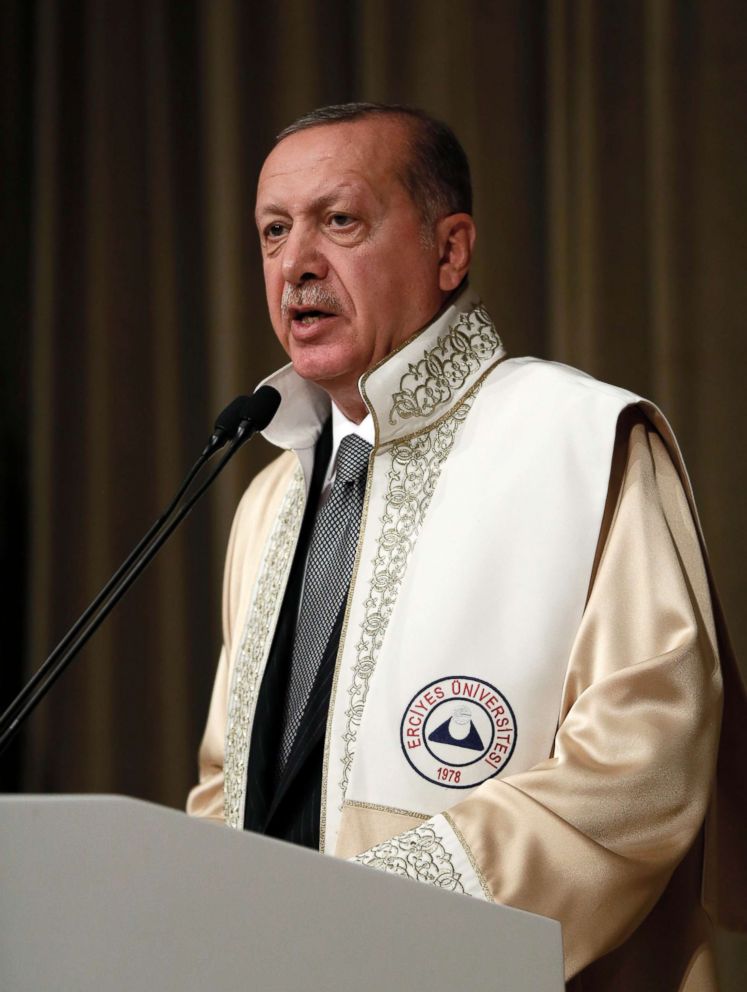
255, 202, 289, 222
255, 183, 369, 223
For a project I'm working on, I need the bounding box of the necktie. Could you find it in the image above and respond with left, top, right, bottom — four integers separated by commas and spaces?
277, 433, 372, 769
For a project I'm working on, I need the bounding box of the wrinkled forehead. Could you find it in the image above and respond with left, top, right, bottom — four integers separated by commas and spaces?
255, 118, 412, 212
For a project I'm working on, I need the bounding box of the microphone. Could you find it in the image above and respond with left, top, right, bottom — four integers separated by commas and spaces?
207, 386, 281, 452
209, 395, 253, 451
0, 387, 282, 755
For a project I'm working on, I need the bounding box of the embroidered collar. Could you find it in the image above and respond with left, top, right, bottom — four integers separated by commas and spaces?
259, 288, 506, 452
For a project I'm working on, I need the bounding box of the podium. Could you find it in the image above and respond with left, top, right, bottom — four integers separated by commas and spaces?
0, 796, 563, 991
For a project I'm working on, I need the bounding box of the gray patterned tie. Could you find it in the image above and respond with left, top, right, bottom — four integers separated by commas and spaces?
277, 433, 372, 768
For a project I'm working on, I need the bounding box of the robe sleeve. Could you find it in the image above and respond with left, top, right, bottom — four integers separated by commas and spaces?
185, 644, 229, 822
185, 482, 254, 823
186, 451, 300, 823
351, 413, 724, 979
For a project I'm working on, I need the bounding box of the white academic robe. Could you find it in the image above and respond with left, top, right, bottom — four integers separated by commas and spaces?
188, 289, 746, 990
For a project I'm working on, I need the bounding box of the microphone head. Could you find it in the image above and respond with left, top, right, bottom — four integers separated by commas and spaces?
209, 386, 281, 454
245, 385, 281, 432
213, 395, 254, 439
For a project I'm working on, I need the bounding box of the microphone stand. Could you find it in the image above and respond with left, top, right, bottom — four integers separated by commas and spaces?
0, 389, 279, 757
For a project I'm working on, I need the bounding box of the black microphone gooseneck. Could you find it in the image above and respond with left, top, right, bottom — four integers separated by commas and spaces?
0, 386, 281, 756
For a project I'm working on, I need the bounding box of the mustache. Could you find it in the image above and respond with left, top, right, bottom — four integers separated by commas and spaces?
281, 284, 342, 317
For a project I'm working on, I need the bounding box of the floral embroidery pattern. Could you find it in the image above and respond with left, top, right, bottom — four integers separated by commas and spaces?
352, 822, 467, 894
338, 393, 477, 802
389, 303, 503, 424
224, 467, 305, 829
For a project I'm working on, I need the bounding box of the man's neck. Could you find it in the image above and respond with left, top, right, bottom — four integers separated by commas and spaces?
324, 383, 368, 424
330, 401, 374, 450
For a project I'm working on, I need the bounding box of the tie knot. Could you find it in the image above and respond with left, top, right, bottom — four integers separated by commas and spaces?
335, 434, 372, 485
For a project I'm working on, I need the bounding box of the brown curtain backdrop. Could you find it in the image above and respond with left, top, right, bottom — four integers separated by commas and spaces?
2, 0, 745, 979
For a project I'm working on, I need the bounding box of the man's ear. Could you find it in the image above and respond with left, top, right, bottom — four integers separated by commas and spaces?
436, 213, 476, 292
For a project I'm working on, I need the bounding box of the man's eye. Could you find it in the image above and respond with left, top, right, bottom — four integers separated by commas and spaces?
265, 223, 287, 239
329, 214, 354, 228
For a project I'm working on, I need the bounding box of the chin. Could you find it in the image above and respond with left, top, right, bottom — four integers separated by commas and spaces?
293, 363, 356, 392
290, 346, 361, 390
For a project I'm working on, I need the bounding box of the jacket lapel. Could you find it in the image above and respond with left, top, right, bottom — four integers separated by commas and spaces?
265, 598, 346, 825
243, 420, 332, 833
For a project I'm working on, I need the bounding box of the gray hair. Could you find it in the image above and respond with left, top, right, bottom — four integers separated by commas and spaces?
275, 102, 472, 230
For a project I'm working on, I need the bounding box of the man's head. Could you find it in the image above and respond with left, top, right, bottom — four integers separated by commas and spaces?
255, 103, 476, 421
275, 104, 473, 232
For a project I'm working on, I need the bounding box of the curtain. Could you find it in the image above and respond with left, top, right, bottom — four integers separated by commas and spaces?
3, 0, 745, 977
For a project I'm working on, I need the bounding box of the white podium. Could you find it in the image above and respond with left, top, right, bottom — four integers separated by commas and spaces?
0, 795, 563, 991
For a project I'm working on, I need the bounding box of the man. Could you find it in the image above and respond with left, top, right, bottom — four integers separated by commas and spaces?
188, 104, 745, 989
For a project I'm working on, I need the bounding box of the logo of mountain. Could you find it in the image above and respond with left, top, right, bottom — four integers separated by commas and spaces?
400, 676, 517, 788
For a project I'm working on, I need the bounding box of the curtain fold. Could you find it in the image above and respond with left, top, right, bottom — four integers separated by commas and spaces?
545, 0, 746, 644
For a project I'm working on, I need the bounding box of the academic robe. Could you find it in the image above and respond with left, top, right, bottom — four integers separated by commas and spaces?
188, 289, 746, 990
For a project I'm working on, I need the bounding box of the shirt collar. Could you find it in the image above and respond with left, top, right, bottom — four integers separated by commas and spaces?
331, 403, 375, 455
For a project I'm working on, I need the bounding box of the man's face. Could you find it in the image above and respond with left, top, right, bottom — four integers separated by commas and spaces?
255, 118, 448, 416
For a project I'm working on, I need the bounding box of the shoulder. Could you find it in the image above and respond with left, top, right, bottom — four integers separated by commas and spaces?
233, 449, 299, 520
483, 356, 642, 412
226, 451, 300, 581
222, 449, 300, 637
470, 357, 650, 464
228, 449, 302, 559
492, 357, 694, 504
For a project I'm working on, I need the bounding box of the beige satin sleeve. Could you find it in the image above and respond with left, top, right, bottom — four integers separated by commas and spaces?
447, 413, 723, 979
184, 484, 250, 823
186, 451, 299, 823
185, 645, 230, 821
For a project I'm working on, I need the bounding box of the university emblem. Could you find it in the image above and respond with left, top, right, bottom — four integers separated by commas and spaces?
400, 676, 517, 788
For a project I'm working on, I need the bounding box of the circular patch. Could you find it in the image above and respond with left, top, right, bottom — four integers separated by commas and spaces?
400, 676, 517, 789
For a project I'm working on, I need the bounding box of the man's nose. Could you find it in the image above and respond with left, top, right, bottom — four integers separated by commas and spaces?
281, 225, 328, 285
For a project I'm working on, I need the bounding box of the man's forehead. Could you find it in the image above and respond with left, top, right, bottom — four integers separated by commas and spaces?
256, 118, 409, 206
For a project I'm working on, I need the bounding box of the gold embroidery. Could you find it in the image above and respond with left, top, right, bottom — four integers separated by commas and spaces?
320, 457, 376, 851
344, 799, 430, 820
322, 303, 505, 850
389, 303, 502, 424
223, 467, 305, 829
442, 811, 493, 901
338, 392, 478, 803
352, 821, 468, 894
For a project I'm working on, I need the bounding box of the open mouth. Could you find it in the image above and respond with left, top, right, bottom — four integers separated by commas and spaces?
290, 308, 335, 326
